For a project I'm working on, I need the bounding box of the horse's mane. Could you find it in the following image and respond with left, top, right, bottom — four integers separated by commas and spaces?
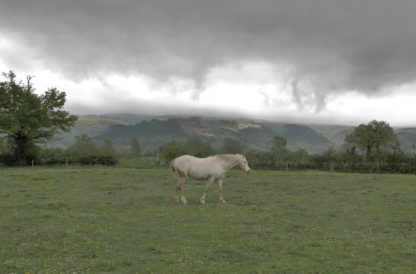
214, 154, 242, 163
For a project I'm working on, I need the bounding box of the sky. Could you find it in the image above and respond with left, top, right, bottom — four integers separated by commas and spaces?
1, 0, 416, 126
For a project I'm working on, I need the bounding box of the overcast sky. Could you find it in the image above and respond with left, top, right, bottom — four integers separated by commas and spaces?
1, 0, 416, 126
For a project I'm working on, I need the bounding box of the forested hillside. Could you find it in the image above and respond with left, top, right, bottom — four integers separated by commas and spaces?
50, 114, 416, 154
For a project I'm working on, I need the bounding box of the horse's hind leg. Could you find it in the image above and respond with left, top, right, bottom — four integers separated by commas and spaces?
200, 177, 215, 204
180, 179, 187, 204
175, 177, 187, 204
174, 177, 181, 203
218, 177, 226, 203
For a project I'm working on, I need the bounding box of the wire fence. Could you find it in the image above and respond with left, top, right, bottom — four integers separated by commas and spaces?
260, 160, 416, 174
0, 157, 118, 168
2, 158, 416, 174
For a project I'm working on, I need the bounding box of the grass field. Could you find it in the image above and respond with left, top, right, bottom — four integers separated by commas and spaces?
1, 167, 415, 273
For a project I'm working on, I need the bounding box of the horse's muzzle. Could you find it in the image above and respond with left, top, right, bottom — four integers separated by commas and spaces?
246, 169, 252, 174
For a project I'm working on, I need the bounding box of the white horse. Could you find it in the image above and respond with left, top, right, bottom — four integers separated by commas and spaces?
170, 154, 251, 204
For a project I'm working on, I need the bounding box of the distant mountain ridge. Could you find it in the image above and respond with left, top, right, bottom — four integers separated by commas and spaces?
51, 114, 416, 154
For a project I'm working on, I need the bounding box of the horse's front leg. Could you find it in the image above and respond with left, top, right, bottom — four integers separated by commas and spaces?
218, 177, 226, 203
200, 177, 215, 204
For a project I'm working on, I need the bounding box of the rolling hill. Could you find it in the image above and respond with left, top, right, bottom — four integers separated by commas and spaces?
50, 114, 416, 154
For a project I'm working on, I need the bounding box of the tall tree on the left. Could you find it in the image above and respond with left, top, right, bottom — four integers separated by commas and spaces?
0, 71, 78, 162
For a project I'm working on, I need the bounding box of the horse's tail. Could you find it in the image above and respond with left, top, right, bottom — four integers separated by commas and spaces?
169, 159, 176, 172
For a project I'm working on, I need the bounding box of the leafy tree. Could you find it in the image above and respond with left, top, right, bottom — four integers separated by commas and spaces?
39, 147, 65, 163
245, 150, 275, 168
159, 140, 183, 163
67, 134, 99, 158
183, 138, 215, 157
0, 137, 10, 155
0, 71, 77, 162
271, 136, 288, 160
130, 138, 141, 158
101, 138, 116, 157
66, 135, 118, 165
345, 120, 398, 158
322, 147, 338, 161
290, 148, 309, 162
391, 140, 402, 155
221, 138, 244, 154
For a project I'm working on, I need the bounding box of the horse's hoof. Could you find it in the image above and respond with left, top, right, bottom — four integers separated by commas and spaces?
220, 199, 226, 203
181, 197, 187, 204
200, 198, 206, 204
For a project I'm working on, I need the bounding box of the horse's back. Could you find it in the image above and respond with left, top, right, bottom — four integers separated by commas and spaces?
173, 155, 202, 166
173, 155, 205, 168
175, 155, 202, 161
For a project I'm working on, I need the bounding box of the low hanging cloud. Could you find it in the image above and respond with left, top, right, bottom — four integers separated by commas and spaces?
1, 0, 416, 111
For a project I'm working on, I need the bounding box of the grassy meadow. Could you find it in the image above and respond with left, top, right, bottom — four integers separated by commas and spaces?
1, 167, 416, 273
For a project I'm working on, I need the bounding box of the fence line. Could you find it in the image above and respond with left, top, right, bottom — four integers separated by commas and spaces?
2, 158, 416, 174
0, 158, 118, 168
267, 160, 416, 174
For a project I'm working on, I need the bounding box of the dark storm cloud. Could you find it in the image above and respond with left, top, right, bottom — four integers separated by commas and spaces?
1, 0, 416, 108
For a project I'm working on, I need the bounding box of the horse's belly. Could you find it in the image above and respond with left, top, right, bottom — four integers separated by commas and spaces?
188, 168, 223, 180
188, 170, 210, 180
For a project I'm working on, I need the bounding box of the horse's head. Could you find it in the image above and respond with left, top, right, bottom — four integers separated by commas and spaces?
238, 155, 252, 174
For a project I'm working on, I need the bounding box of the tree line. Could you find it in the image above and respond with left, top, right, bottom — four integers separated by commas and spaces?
156, 121, 416, 174
0, 133, 136, 166
1, 71, 416, 173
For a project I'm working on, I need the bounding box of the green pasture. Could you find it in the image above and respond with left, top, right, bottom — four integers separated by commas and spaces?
1, 167, 415, 273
